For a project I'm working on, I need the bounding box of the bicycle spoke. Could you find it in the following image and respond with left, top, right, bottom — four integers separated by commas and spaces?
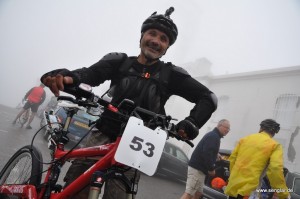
5, 155, 32, 184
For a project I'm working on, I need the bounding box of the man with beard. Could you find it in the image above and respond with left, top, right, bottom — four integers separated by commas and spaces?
41, 7, 218, 199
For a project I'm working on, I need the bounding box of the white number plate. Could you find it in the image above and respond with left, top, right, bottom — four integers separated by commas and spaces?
114, 116, 167, 176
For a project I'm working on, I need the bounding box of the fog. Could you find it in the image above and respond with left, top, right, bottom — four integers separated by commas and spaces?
1, 0, 300, 107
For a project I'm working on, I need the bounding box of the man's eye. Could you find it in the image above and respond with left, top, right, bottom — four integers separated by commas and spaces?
161, 36, 168, 43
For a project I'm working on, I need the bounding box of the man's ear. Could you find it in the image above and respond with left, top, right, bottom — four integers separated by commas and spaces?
139, 33, 144, 45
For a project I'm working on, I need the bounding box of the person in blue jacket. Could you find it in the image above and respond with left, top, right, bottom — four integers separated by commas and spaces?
181, 119, 230, 199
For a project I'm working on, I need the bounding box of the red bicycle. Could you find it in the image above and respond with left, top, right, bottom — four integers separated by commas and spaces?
0, 84, 193, 199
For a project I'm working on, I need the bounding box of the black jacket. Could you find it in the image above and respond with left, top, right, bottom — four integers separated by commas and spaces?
188, 127, 222, 174
42, 53, 216, 139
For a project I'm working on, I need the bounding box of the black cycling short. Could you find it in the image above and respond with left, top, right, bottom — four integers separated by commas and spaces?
23, 101, 39, 113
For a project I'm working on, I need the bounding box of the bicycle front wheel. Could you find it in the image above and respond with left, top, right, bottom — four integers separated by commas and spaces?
0, 145, 43, 186
19, 110, 29, 127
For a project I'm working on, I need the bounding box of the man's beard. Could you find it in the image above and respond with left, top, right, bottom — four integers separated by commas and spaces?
143, 50, 160, 63
141, 43, 165, 64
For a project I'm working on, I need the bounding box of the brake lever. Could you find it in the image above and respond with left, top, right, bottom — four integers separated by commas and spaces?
77, 100, 98, 108
63, 83, 94, 99
168, 130, 194, 148
57, 96, 77, 103
185, 139, 194, 148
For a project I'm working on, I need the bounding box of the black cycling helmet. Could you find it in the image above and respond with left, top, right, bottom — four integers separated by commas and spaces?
141, 7, 178, 46
260, 119, 280, 135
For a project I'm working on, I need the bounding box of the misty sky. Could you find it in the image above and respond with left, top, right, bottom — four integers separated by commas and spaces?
1, 0, 300, 107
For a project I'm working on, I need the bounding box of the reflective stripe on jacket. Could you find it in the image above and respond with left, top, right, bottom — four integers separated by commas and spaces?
224, 132, 289, 199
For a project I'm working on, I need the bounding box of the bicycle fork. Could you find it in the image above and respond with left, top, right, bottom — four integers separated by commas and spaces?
88, 171, 105, 199
88, 169, 138, 199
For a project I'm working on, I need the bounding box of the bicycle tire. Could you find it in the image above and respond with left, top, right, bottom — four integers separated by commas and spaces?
19, 110, 29, 127
0, 145, 43, 186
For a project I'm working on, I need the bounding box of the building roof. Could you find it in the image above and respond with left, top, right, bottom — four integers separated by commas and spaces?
210, 65, 300, 82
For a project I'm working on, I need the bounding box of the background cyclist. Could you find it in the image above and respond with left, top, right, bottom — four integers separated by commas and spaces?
225, 119, 290, 199
12, 83, 46, 129
41, 7, 218, 199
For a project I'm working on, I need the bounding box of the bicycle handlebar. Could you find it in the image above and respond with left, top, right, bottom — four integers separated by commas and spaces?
59, 83, 194, 147
57, 96, 98, 108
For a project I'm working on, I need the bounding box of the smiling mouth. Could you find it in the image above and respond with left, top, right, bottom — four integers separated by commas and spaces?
146, 41, 161, 53
147, 45, 161, 54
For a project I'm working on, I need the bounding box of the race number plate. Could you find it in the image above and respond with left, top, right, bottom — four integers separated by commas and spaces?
115, 116, 167, 176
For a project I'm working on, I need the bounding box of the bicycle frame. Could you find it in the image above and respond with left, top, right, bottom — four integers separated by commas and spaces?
1, 89, 193, 199
0, 137, 123, 199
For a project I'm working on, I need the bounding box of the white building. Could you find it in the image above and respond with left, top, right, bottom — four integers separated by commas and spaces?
165, 62, 300, 173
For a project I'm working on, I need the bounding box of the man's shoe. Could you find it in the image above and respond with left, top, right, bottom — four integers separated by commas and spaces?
26, 125, 32, 129
12, 120, 16, 125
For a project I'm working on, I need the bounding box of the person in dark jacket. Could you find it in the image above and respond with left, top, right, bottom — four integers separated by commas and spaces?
181, 119, 230, 199
41, 7, 217, 199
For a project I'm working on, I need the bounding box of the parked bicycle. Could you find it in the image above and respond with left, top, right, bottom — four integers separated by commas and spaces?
0, 83, 193, 199
19, 107, 31, 127
40, 109, 60, 139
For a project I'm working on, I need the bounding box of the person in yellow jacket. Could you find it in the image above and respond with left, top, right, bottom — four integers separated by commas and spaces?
225, 119, 290, 199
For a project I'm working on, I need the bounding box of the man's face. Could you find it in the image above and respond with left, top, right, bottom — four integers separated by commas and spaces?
218, 121, 230, 137
140, 29, 170, 60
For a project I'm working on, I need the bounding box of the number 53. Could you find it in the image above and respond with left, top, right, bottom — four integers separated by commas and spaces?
129, 136, 155, 157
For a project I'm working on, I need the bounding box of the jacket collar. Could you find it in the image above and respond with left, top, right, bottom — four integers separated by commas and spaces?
214, 127, 223, 138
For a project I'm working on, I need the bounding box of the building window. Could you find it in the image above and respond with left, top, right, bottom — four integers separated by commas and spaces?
213, 95, 229, 122
273, 94, 300, 129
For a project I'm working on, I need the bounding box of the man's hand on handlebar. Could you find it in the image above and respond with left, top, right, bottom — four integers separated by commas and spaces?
41, 68, 79, 97
41, 69, 77, 97
42, 75, 73, 97
177, 129, 189, 140
176, 118, 199, 140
